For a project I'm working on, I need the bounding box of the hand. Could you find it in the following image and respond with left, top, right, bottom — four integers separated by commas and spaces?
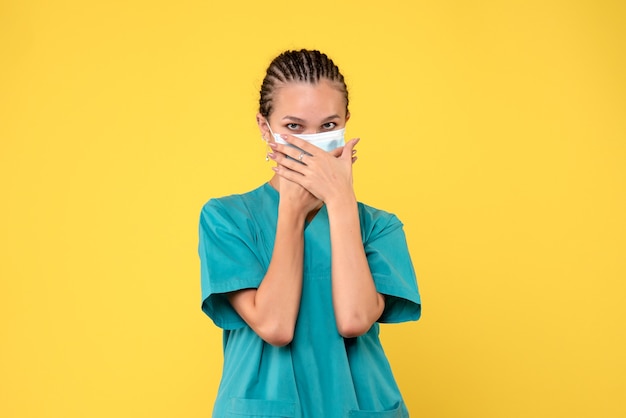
269, 134, 360, 204
276, 174, 322, 216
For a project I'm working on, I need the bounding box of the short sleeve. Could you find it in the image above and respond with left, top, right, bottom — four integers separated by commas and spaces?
362, 210, 421, 323
198, 199, 266, 330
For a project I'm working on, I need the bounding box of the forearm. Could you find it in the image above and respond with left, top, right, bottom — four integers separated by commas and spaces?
228, 205, 305, 346
327, 194, 385, 338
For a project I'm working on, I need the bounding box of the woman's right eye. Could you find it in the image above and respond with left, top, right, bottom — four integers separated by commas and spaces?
286, 123, 300, 130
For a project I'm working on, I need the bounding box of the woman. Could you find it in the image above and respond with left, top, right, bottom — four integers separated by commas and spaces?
199, 49, 421, 417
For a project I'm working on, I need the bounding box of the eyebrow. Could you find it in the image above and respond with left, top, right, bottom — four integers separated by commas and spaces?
282, 114, 341, 123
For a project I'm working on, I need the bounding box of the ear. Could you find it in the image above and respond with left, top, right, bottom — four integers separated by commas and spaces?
256, 113, 271, 141
345, 112, 351, 123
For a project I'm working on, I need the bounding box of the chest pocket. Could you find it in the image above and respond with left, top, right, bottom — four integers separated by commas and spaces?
226, 398, 296, 417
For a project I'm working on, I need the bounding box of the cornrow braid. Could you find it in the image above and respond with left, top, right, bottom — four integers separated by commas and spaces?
259, 49, 349, 118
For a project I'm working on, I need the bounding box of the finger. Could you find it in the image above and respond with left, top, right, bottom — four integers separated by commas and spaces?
268, 141, 292, 156
269, 141, 311, 163
271, 164, 306, 186
342, 148, 357, 161
269, 149, 308, 172
341, 137, 360, 158
329, 146, 344, 158
279, 134, 319, 156
325, 137, 360, 158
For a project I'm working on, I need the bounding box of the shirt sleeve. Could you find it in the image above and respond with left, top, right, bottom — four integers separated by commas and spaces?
362, 210, 421, 323
198, 199, 266, 330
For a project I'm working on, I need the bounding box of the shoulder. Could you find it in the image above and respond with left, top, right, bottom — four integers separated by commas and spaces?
200, 183, 271, 221
357, 202, 403, 227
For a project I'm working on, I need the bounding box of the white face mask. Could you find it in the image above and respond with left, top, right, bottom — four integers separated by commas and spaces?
266, 123, 345, 152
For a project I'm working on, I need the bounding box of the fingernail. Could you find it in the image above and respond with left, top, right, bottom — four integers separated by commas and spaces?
267, 152, 275, 159
269, 142, 277, 148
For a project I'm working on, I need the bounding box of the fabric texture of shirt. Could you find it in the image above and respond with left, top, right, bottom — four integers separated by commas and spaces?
199, 183, 421, 417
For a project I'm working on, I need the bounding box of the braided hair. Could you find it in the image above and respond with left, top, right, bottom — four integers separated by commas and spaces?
259, 49, 349, 118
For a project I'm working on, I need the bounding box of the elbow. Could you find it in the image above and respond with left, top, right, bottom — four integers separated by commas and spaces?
336, 317, 374, 339
335, 296, 385, 338
264, 331, 294, 347
257, 322, 295, 347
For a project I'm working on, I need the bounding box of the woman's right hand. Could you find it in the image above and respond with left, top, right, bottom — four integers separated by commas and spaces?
275, 174, 322, 218
268, 144, 323, 217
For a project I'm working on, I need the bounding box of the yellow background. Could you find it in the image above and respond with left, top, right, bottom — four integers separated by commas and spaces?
1, 0, 625, 417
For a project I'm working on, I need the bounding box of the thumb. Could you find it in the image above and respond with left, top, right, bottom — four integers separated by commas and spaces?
341, 137, 360, 158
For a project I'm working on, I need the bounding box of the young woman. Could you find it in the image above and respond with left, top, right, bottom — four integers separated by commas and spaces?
199, 49, 421, 417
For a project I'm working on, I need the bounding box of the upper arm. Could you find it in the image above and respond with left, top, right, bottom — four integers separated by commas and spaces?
199, 201, 265, 330
226, 288, 257, 325
363, 211, 421, 323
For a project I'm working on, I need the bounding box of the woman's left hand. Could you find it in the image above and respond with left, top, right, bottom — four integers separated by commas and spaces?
269, 134, 359, 204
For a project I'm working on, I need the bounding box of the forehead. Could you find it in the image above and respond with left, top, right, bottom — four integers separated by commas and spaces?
272, 79, 347, 118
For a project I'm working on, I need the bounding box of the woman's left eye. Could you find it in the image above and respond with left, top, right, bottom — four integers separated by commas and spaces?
322, 122, 337, 129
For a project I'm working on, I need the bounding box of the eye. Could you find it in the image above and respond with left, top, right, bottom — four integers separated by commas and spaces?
322, 122, 337, 130
286, 123, 301, 130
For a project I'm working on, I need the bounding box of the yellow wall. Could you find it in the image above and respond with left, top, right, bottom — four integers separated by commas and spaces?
1, 1, 625, 417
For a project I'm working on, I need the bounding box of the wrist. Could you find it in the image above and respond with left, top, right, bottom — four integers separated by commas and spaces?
278, 202, 308, 226
325, 191, 357, 213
